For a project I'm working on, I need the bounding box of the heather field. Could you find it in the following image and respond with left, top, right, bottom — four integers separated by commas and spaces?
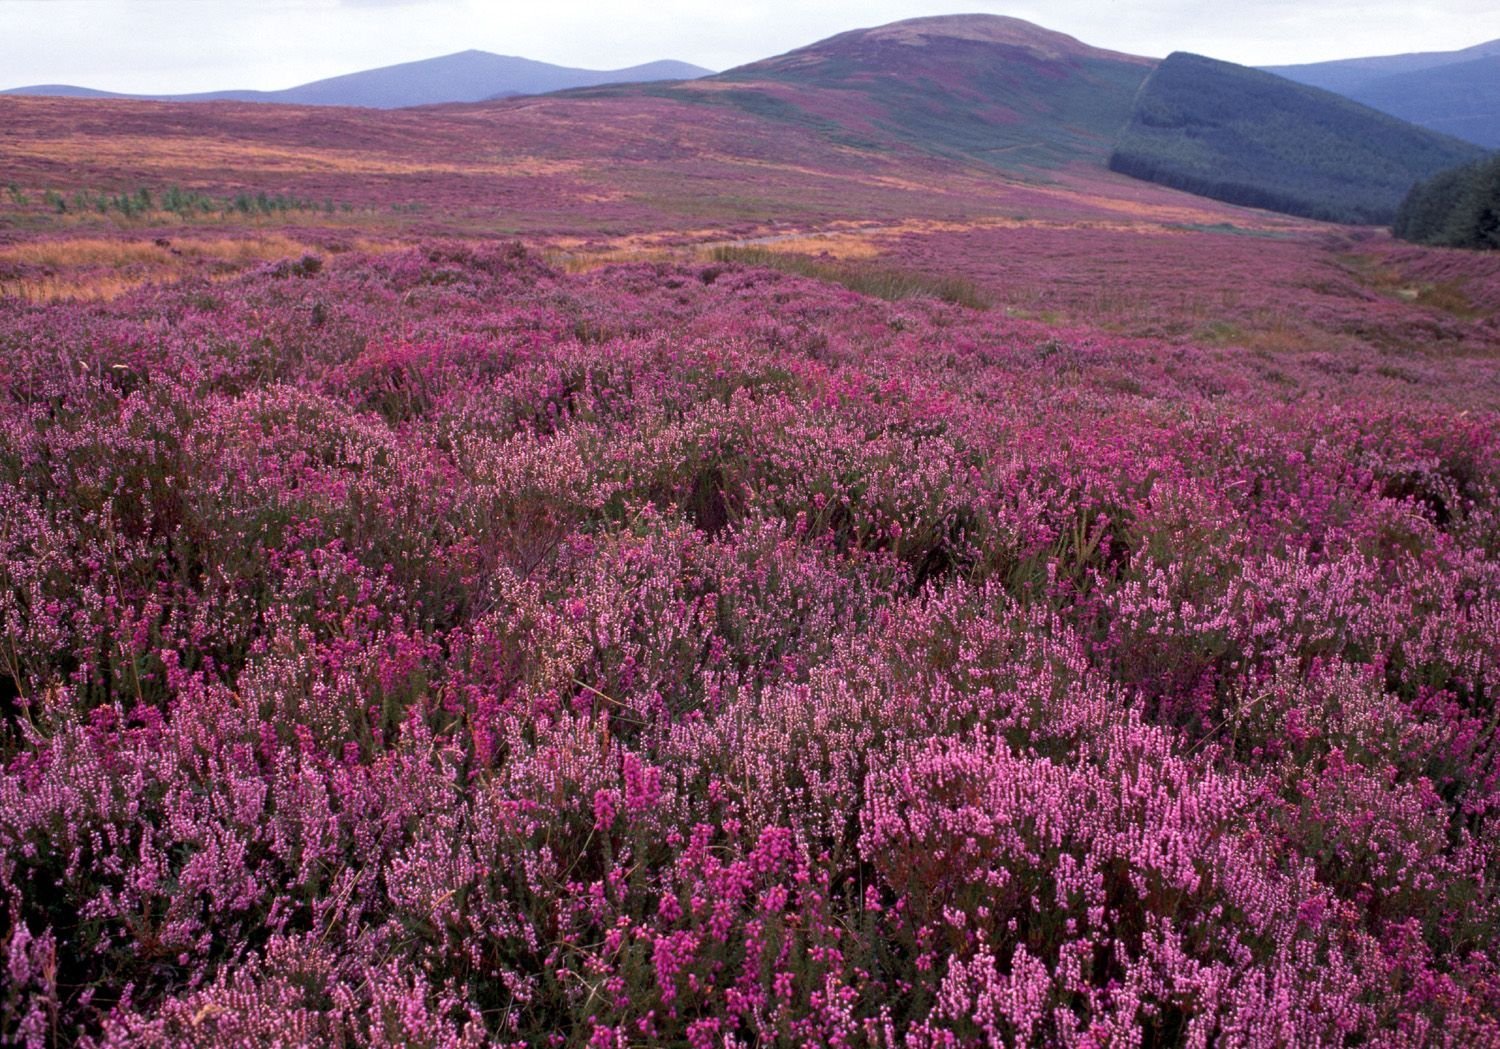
2, 88, 1500, 1048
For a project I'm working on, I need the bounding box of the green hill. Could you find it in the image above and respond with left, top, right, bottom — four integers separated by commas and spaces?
574, 15, 1157, 171
1110, 52, 1485, 224
711, 16, 1155, 169
1394, 154, 1500, 248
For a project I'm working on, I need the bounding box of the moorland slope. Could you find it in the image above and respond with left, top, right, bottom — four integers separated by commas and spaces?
13, 14, 1482, 228
700, 14, 1155, 168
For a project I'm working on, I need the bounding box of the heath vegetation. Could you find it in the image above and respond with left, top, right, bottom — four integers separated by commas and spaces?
2, 14, 1500, 1044
2, 242, 1498, 1045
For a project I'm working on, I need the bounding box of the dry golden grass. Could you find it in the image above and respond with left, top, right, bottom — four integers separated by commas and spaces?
0, 234, 396, 302
30, 208, 327, 235
0, 233, 314, 270
542, 216, 1111, 272
543, 224, 891, 271
1039, 181, 1321, 231
697, 153, 946, 195
547, 228, 726, 253
0, 275, 143, 303
544, 247, 683, 273
7, 136, 587, 180
705, 244, 991, 308
744, 234, 884, 259
0, 239, 170, 269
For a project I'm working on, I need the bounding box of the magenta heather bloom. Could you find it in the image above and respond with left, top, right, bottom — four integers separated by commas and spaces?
1, 243, 1498, 1045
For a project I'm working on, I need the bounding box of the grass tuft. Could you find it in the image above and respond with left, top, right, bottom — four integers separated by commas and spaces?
707, 244, 991, 309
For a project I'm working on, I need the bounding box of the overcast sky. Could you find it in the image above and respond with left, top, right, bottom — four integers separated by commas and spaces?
3, 0, 1497, 93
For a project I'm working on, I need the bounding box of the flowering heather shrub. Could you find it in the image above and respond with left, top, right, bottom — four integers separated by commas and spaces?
2, 243, 1499, 1045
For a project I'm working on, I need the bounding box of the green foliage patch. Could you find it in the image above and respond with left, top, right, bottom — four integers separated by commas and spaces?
1394, 153, 1500, 249
708, 244, 991, 308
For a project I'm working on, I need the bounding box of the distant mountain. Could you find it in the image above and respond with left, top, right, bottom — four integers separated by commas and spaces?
2, 51, 712, 109
1110, 53, 1486, 224
0, 84, 124, 100
1263, 39, 1500, 94
1322, 56, 1500, 149
1264, 41, 1500, 147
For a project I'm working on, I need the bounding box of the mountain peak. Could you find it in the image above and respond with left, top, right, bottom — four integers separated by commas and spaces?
860, 15, 1096, 52
2, 50, 712, 109
709, 13, 1156, 171
797, 14, 1155, 65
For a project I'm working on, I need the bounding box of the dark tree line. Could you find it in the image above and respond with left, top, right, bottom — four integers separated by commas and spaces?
1394, 154, 1500, 249
1108, 148, 1395, 225
1110, 53, 1484, 226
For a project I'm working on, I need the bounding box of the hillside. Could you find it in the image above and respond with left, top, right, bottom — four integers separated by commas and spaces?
576, 14, 1157, 170
1265, 39, 1500, 147
2, 51, 712, 109
1110, 52, 1486, 224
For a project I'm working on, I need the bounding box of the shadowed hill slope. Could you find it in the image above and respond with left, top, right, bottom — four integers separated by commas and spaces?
1110, 52, 1486, 224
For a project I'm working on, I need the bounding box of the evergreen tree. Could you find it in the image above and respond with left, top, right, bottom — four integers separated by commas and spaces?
1395, 154, 1500, 249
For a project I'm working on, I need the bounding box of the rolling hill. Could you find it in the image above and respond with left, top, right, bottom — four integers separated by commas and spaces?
4, 14, 1491, 231
1110, 52, 1486, 224
577, 15, 1157, 170
2, 51, 712, 109
1265, 40, 1500, 147
574, 15, 1485, 223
